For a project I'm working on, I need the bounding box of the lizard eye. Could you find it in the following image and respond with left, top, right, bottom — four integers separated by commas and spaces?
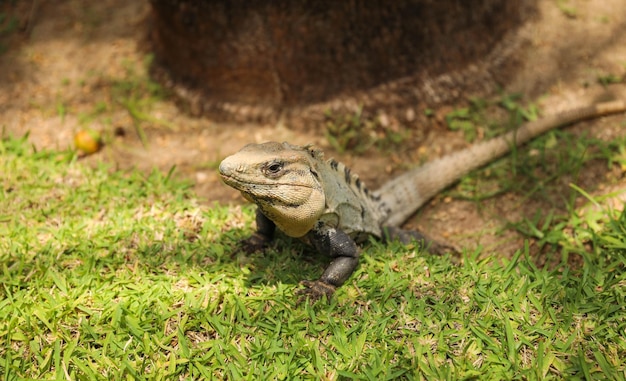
263, 161, 284, 177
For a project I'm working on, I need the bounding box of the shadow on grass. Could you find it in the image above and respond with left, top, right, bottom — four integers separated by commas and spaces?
130, 226, 329, 290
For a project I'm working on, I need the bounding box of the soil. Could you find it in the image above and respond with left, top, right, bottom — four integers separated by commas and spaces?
2, 0, 626, 262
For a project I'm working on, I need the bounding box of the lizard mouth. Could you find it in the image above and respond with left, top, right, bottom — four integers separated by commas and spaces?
219, 173, 237, 184
220, 174, 313, 207
220, 173, 315, 190
219, 173, 255, 192
219, 173, 237, 183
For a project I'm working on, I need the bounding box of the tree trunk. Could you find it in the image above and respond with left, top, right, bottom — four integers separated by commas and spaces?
148, 0, 537, 126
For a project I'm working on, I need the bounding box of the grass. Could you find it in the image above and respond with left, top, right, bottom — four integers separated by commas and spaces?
447, 95, 626, 243
57, 54, 171, 148
324, 106, 410, 155
1, 134, 626, 380
556, 0, 578, 19
445, 94, 541, 143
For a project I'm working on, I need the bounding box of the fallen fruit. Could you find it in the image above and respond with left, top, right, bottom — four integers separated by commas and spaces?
74, 129, 102, 154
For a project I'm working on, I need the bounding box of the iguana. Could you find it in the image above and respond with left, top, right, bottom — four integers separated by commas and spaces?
219, 99, 626, 301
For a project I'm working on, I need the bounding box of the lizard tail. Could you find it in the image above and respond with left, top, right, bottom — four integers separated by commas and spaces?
378, 99, 626, 227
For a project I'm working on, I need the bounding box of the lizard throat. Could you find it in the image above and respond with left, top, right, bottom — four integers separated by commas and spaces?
221, 174, 326, 238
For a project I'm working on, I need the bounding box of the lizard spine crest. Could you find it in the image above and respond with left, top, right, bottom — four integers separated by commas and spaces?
327, 158, 381, 202
304, 143, 387, 218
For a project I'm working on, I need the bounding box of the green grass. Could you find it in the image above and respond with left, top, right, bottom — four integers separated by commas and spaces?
324, 106, 410, 155
446, 96, 626, 257
1, 134, 625, 380
56, 54, 171, 147
556, 0, 578, 19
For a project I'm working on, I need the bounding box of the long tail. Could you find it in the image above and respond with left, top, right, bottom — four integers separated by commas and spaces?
378, 99, 626, 227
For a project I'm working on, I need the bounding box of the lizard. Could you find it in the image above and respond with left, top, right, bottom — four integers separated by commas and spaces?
219, 99, 626, 301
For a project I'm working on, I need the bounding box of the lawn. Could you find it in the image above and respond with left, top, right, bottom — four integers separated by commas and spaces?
1, 134, 625, 380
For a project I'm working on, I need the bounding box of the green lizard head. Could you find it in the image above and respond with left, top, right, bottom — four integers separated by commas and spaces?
219, 141, 326, 237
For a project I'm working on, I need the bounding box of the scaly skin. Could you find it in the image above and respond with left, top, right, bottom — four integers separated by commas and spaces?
219, 99, 626, 302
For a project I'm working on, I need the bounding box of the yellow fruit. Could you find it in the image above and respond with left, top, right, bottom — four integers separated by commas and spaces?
74, 129, 102, 154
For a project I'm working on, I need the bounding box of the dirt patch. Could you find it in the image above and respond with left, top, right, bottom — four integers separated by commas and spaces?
2, 0, 626, 259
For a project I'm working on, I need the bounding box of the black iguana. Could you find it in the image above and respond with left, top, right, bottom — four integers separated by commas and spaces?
219, 99, 626, 301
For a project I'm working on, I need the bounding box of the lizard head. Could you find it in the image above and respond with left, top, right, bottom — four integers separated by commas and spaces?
219, 141, 326, 237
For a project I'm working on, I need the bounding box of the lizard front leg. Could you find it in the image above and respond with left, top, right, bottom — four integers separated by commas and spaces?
298, 224, 359, 302
241, 208, 276, 253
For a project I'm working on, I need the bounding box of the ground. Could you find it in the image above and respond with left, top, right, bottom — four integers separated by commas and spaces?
2, 0, 626, 259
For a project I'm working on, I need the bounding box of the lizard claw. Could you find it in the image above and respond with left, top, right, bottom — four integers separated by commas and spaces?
238, 233, 269, 253
296, 280, 336, 304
